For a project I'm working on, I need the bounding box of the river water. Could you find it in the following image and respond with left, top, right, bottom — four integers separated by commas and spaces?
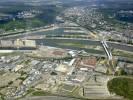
1, 27, 133, 53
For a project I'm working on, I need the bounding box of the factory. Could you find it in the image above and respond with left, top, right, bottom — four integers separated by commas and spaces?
75, 56, 97, 71
28, 46, 71, 60
0, 39, 37, 49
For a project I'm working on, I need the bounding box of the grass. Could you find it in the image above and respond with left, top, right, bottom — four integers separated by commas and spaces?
0, 71, 5, 75
0, 52, 22, 56
58, 84, 81, 98
17, 77, 26, 81
113, 50, 133, 59
107, 77, 133, 100
18, 88, 35, 99
0, 92, 5, 100
69, 86, 81, 97
0, 18, 47, 32
62, 84, 76, 92
32, 91, 52, 96
58, 43, 85, 48
27, 88, 35, 94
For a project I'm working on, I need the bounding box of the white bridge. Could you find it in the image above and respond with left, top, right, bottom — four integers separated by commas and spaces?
101, 40, 112, 60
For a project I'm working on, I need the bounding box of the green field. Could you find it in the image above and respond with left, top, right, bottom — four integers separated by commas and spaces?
113, 50, 133, 60
0, 2, 61, 32
0, 18, 47, 31
32, 91, 52, 96
107, 77, 133, 100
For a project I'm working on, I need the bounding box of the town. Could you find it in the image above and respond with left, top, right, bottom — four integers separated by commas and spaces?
0, 42, 132, 99
0, 0, 133, 100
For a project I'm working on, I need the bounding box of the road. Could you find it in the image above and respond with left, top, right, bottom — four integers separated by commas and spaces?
0, 25, 59, 39
20, 96, 81, 100
19, 96, 123, 100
